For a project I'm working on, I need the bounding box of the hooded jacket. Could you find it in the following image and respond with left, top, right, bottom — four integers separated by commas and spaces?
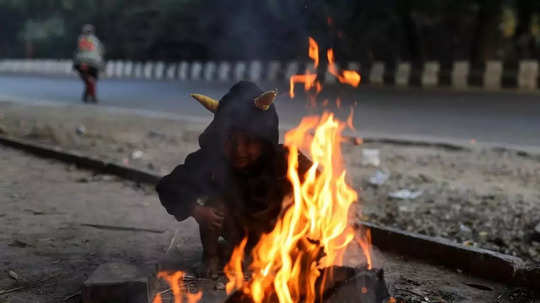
156, 81, 311, 233
73, 33, 105, 70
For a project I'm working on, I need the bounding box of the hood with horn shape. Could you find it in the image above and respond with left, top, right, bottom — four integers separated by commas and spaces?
192, 81, 279, 150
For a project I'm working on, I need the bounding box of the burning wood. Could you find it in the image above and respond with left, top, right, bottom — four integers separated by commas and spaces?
151, 37, 389, 303
289, 37, 362, 99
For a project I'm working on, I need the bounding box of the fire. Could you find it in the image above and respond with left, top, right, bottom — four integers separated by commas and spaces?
152, 271, 202, 303
326, 49, 361, 87
225, 113, 372, 303
308, 37, 319, 68
289, 37, 361, 99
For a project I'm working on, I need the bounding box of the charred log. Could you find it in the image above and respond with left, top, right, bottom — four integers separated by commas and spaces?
225, 266, 390, 303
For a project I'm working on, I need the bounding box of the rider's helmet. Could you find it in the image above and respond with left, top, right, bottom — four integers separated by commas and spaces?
82, 24, 95, 35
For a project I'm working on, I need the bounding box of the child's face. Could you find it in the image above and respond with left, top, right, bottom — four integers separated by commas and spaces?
224, 131, 264, 169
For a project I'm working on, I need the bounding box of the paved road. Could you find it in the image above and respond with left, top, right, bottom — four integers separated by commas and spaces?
1, 74, 540, 148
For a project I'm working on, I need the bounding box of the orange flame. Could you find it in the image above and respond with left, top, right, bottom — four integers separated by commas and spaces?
346, 106, 355, 131
356, 228, 373, 270
152, 271, 202, 303
225, 113, 371, 303
308, 37, 319, 68
327, 49, 361, 87
289, 37, 362, 100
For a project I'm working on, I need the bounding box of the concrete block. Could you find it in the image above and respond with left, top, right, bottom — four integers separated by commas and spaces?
203, 61, 216, 81
115, 61, 124, 78
267, 61, 281, 81
105, 62, 115, 78
124, 61, 133, 78
217, 62, 231, 81
369, 62, 384, 85
82, 262, 149, 303
395, 62, 411, 86
248, 60, 262, 82
452, 61, 469, 89
166, 64, 176, 80
325, 63, 339, 83
483, 61, 503, 90
133, 62, 143, 78
178, 61, 189, 80
144, 62, 154, 79
421, 61, 440, 87
284, 61, 299, 79
233, 61, 247, 81
154, 61, 165, 80
191, 61, 203, 80
518, 60, 538, 90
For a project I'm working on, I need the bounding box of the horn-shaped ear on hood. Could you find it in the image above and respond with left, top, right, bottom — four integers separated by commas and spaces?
254, 89, 277, 111
191, 93, 219, 113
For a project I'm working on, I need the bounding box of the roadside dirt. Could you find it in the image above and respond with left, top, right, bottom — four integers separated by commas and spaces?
0, 100, 539, 268
1, 145, 534, 303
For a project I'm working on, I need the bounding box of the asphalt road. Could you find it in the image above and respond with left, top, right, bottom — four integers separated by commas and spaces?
1, 74, 539, 149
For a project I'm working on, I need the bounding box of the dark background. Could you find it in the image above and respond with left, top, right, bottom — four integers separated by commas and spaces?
1, 0, 540, 64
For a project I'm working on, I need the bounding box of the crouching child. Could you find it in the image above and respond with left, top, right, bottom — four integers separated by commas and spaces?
156, 81, 310, 278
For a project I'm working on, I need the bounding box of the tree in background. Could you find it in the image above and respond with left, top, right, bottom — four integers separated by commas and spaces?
0, 0, 538, 63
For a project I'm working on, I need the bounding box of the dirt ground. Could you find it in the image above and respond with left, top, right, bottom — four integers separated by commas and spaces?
1, 101, 539, 266
1, 145, 536, 303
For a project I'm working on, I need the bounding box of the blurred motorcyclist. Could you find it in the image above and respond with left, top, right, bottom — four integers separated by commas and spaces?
73, 24, 104, 103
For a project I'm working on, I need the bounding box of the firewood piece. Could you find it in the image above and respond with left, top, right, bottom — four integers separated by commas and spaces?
82, 263, 149, 303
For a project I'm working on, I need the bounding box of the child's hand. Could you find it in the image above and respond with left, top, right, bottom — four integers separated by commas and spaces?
193, 205, 224, 231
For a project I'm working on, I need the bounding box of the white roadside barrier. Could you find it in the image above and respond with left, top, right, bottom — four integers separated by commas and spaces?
217, 62, 230, 81
369, 62, 385, 85
191, 61, 202, 80
233, 61, 247, 82
518, 60, 538, 91
484, 61, 503, 90
396, 62, 411, 87
203, 61, 216, 81
267, 61, 281, 81
0, 58, 538, 92
248, 60, 263, 82
178, 61, 189, 80
421, 61, 440, 87
452, 61, 469, 89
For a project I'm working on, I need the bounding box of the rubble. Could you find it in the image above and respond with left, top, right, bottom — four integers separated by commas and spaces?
361, 148, 380, 166
389, 189, 423, 200
368, 170, 390, 186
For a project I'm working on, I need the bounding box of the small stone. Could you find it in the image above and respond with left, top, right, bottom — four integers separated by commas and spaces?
462, 240, 474, 246
131, 150, 144, 160
459, 224, 472, 234
76, 125, 87, 136
8, 270, 19, 280
479, 231, 488, 238
535, 222, 540, 235
215, 281, 226, 290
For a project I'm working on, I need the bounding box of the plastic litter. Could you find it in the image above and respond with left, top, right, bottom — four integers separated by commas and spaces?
368, 170, 390, 186
361, 149, 380, 167
388, 189, 423, 200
